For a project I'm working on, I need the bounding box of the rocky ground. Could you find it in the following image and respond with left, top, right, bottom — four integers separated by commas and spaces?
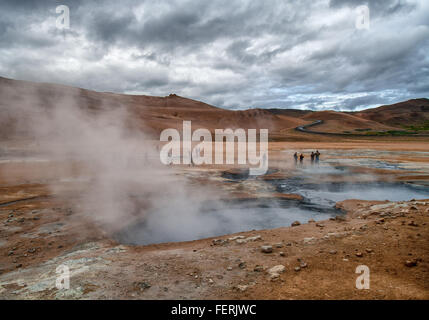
0, 189, 428, 299
0, 141, 428, 299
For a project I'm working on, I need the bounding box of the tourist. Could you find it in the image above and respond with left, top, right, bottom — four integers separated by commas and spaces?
315, 150, 320, 164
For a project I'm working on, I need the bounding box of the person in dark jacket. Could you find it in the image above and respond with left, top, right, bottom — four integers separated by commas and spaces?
315, 150, 320, 164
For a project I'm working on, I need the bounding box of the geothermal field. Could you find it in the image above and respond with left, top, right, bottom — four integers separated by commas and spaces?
0, 77, 428, 299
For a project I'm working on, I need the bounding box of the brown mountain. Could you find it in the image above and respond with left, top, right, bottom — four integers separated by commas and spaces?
0, 76, 428, 140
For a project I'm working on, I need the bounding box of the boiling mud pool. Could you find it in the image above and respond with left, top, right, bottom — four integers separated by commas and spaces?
116, 165, 429, 245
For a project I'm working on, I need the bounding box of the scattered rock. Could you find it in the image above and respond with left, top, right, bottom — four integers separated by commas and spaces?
294, 266, 301, 272
261, 245, 273, 253
238, 262, 246, 269
236, 235, 262, 244
355, 252, 363, 258
235, 285, 248, 292
376, 218, 385, 224
316, 223, 325, 228
253, 265, 264, 272
268, 265, 285, 276
134, 282, 151, 291
365, 248, 373, 253
300, 262, 308, 268
291, 221, 301, 227
16, 264, 22, 268
303, 237, 315, 244
274, 243, 283, 248
329, 250, 337, 255
405, 259, 418, 267
229, 235, 245, 241
308, 219, 315, 223
279, 252, 285, 257
212, 239, 228, 245
227, 266, 233, 271
270, 274, 279, 281
408, 221, 418, 227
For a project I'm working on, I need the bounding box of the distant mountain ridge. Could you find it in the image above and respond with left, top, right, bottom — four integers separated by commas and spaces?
0, 76, 428, 139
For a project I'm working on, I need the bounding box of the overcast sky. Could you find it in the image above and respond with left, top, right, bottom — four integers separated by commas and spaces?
0, 0, 428, 110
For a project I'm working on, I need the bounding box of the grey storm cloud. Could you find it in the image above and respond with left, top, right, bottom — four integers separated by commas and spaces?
0, 0, 428, 110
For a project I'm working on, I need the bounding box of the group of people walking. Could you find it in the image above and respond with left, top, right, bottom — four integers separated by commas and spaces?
293, 150, 320, 166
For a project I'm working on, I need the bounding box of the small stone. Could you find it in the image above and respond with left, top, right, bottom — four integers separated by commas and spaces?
300, 262, 308, 268
270, 274, 279, 281
268, 265, 285, 275
236, 285, 248, 292
279, 252, 285, 257
261, 245, 273, 253
212, 239, 227, 245
329, 250, 337, 255
408, 221, 418, 227
405, 259, 418, 267
316, 223, 325, 228
8, 251, 14, 256
308, 219, 315, 223
294, 266, 301, 272
365, 248, 373, 253
303, 237, 315, 244
208, 279, 214, 284
355, 252, 363, 257
291, 221, 301, 227
229, 235, 245, 241
227, 266, 233, 271
135, 281, 151, 291
16, 264, 22, 268
410, 206, 418, 210
253, 265, 264, 272
238, 262, 246, 269
274, 243, 283, 248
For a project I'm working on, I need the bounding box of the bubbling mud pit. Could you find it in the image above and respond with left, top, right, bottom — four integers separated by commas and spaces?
113, 164, 429, 246
113, 198, 342, 245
